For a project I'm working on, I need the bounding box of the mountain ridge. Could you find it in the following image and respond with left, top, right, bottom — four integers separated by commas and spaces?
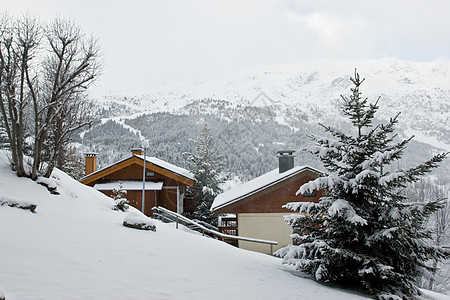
94, 58, 449, 150
82, 58, 449, 181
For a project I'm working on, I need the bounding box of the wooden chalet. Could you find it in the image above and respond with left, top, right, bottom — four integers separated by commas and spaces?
80, 149, 195, 216
211, 150, 323, 254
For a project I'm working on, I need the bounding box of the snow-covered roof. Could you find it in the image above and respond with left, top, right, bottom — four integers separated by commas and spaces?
136, 155, 194, 181
211, 166, 322, 212
94, 181, 164, 191
80, 154, 194, 183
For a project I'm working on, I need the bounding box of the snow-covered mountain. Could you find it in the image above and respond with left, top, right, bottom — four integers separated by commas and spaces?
81, 59, 450, 183
95, 58, 450, 150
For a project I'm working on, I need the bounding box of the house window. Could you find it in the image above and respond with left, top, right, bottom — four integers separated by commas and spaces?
146, 172, 155, 177
302, 190, 316, 197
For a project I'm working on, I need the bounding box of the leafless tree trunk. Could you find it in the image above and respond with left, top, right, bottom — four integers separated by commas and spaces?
0, 14, 40, 177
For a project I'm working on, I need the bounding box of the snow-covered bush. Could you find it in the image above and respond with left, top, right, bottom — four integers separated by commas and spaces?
112, 181, 129, 212
275, 71, 449, 299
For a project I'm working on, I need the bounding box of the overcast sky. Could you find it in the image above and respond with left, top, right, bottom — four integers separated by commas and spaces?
3, 0, 450, 94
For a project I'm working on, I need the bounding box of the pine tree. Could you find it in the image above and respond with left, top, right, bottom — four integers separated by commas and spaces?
112, 181, 129, 211
185, 124, 226, 226
58, 146, 85, 180
275, 71, 449, 299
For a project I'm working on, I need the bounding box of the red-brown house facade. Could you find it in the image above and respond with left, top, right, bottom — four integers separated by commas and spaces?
80, 149, 195, 216
211, 150, 323, 254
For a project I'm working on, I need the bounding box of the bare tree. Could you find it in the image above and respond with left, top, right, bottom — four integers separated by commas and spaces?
32, 17, 101, 178
0, 14, 40, 177
0, 14, 101, 179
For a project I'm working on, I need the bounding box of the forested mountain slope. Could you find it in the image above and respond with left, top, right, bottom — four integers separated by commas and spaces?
81, 59, 450, 182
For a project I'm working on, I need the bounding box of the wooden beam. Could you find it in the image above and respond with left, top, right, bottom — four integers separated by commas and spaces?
133, 158, 195, 186
80, 158, 138, 185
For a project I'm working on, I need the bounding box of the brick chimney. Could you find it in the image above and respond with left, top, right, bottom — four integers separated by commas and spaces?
277, 150, 296, 173
84, 152, 98, 176
131, 148, 143, 156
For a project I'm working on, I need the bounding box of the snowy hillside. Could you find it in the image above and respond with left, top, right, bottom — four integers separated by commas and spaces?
0, 151, 378, 300
96, 58, 450, 150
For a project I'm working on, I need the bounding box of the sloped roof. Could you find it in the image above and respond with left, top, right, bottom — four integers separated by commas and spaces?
80, 155, 194, 186
135, 155, 194, 181
210, 166, 322, 212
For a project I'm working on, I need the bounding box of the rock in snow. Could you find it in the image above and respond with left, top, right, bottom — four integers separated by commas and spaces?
0, 195, 37, 213
123, 212, 156, 231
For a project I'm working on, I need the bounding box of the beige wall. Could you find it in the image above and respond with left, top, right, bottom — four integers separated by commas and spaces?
237, 213, 294, 255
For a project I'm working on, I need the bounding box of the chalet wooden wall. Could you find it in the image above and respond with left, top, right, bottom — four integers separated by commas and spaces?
81, 156, 194, 216
100, 189, 176, 216
222, 171, 323, 214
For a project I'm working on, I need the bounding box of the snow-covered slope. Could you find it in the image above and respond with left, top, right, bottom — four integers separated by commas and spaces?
0, 151, 373, 300
95, 58, 450, 150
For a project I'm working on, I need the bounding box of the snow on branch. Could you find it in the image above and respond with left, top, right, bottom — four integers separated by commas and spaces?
283, 201, 319, 213
378, 171, 405, 187
327, 199, 367, 225
360, 149, 401, 169
354, 169, 380, 183
283, 213, 306, 225
297, 176, 341, 196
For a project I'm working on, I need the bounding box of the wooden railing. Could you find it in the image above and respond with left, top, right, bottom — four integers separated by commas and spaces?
152, 206, 278, 253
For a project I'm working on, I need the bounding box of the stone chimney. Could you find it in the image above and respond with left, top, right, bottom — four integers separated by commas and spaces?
131, 148, 143, 156
277, 150, 296, 173
84, 152, 98, 176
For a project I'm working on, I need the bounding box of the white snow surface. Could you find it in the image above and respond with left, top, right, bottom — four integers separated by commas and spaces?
0, 152, 376, 300
211, 166, 322, 212
94, 180, 163, 191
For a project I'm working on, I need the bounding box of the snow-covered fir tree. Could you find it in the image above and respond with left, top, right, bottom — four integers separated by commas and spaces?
275, 71, 449, 299
185, 124, 226, 226
112, 181, 129, 212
